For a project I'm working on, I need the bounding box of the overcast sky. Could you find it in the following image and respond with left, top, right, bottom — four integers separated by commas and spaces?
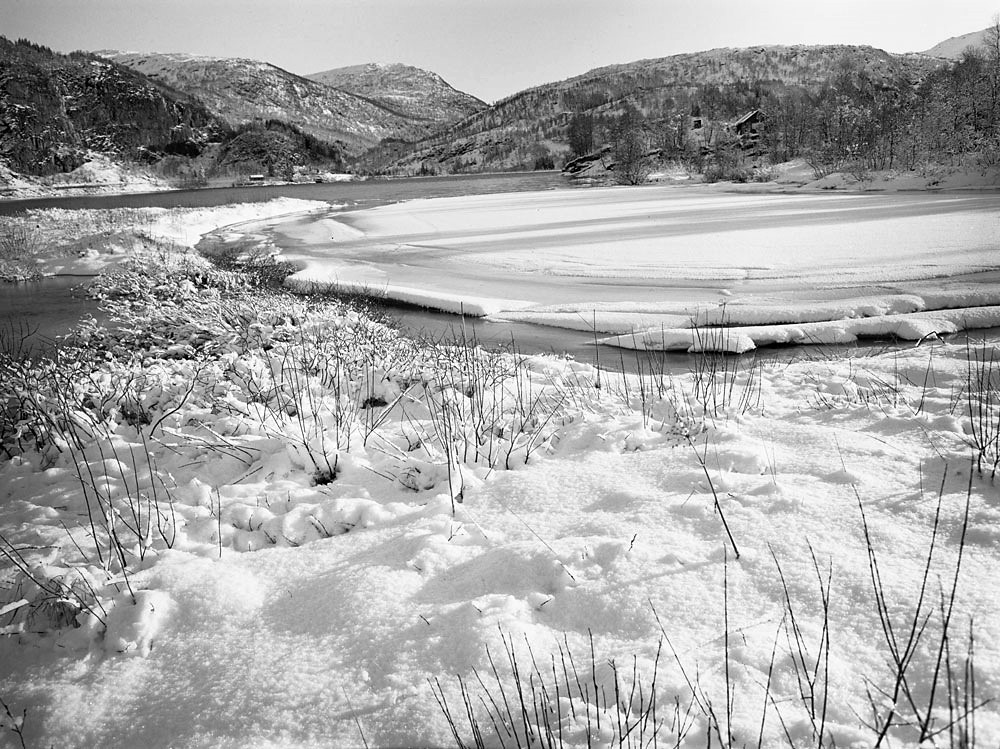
4, 0, 998, 102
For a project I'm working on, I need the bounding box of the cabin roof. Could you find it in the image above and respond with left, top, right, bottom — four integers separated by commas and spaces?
734, 109, 763, 127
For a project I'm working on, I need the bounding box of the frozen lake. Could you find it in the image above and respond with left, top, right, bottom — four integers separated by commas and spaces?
4, 177, 1000, 358
266, 184, 1000, 343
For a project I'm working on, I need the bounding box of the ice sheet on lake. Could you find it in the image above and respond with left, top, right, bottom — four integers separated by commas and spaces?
281, 186, 1000, 349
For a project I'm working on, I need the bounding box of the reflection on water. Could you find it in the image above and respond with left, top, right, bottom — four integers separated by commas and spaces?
0, 276, 100, 355
0, 274, 688, 371
0, 275, 978, 374
387, 305, 646, 370
0, 274, 629, 366
384, 303, 929, 375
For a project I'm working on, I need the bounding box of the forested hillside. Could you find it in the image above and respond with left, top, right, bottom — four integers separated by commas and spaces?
0, 38, 352, 186
4, 29, 999, 187
359, 39, 1000, 179
0, 37, 220, 176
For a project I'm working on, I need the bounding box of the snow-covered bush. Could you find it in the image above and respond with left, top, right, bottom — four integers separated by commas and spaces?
0, 222, 43, 281
432, 630, 667, 748
962, 339, 1000, 478
199, 239, 298, 288
0, 564, 104, 635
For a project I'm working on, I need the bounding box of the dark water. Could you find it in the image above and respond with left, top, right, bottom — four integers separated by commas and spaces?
0, 274, 664, 369
0, 273, 972, 375
0, 171, 570, 216
0, 276, 98, 346
383, 305, 618, 366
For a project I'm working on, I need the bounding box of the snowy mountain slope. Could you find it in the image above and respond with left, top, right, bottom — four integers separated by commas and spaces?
97, 51, 428, 153
561, 43, 940, 91
308, 62, 485, 128
920, 26, 993, 59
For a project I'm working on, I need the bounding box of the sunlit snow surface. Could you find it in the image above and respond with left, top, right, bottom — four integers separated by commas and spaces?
2, 341, 999, 747
282, 186, 1000, 347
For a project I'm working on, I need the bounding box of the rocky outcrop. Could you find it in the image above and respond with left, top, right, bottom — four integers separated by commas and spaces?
217, 120, 344, 177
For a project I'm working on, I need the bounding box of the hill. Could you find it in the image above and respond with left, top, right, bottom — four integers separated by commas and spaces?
215, 119, 344, 178
307, 62, 485, 133
98, 51, 422, 155
359, 44, 948, 174
0, 37, 220, 177
920, 27, 994, 59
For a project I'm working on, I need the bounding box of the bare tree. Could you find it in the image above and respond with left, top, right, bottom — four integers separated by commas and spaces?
567, 112, 594, 157
609, 105, 652, 185
984, 16, 1000, 138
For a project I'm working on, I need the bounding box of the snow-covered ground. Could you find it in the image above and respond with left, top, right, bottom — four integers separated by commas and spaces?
1, 192, 1000, 748
1, 268, 999, 747
280, 185, 1000, 350
801, 163, 1000, 192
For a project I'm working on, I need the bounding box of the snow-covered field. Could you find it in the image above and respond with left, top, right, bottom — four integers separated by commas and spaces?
281, 186, 1000, 351
1, 192, 1000, 748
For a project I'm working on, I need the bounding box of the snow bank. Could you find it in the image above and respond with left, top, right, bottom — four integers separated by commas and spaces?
804, 164, 1000, 192
0, 154, 170, 199
601, 305, 1000, 352
143, 197, 327, 249
285, 273, 532, 316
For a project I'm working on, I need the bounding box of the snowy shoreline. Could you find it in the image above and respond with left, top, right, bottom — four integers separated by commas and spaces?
0, 198, 330, 283
0, 156, 177, 202
0, 154, 359, 203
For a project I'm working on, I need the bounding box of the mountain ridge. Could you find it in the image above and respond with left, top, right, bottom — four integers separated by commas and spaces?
307, 62, 486, 127
3, 26, 995, 187
97, 51, 448, 154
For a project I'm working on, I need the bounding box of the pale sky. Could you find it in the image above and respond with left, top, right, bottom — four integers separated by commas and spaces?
3, 0, 998, 103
